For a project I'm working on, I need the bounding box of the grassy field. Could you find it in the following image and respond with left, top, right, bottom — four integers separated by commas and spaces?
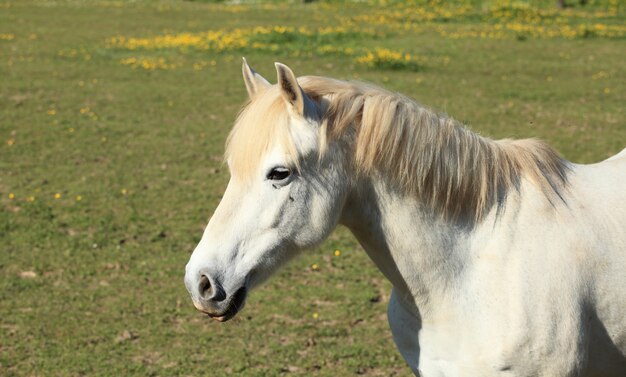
1, 0, 624, 376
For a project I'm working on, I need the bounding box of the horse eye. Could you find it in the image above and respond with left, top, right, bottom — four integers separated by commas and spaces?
266, 167, 290, 181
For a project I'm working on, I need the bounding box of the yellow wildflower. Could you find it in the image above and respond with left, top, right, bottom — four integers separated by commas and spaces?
591, 71, 608, 80
54, 193, 61, 199
311, 263, 319, 271
334, 250, 341, 256
76, 195, 82, 201
8, 192, 15, 199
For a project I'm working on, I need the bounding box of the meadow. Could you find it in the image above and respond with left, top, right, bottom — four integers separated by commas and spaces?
1, 0, 624, 376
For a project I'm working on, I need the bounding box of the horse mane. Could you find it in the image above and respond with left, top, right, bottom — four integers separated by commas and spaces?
226, 76, 569, 223
300, 76, 569, 223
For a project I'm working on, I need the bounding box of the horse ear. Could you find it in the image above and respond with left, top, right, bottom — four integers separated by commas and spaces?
275, 62, 304, 115
242, 57, 270, 98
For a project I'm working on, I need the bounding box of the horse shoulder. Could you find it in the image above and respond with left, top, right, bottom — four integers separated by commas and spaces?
488, 167, 626, 375
565, 160, 626, 373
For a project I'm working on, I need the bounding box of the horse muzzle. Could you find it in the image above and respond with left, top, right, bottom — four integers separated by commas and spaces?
185, 270, 248, 322
196, 286, 247, 322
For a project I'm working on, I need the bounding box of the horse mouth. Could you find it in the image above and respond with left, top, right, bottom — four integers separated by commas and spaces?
206, 286, 247, 322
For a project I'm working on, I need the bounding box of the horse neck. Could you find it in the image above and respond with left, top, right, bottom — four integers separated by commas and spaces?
340, 175, 472, 314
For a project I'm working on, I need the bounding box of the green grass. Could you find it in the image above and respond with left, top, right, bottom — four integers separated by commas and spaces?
1, 1, 624, 376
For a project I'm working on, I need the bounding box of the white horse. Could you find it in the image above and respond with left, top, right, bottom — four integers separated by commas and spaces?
184, 59, 626, 376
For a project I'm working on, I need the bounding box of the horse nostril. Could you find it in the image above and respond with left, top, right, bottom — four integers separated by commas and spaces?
199, 275, 213, 300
